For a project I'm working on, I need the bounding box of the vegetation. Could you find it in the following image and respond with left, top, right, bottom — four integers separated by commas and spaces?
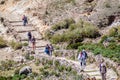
9, 41, 29, 50
0, 37, 7, 48
0, 60, 17, 71
51, 18, 75, 31
9, 41, 23, 50
78, 43, 120, 63
45, 19, 100, 44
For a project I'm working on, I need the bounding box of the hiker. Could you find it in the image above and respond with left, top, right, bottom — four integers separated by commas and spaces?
49, 44, 54, 56
31, 36, 36, 51
22, 15, 28, 26
27, 31, 32, 43
44, 44, 50, 56
99, 60, 107, 80
78, 49, 88, 72
92, 77, 96, 80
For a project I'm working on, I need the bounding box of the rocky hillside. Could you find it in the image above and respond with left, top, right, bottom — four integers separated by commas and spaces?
0, 0, 120, 80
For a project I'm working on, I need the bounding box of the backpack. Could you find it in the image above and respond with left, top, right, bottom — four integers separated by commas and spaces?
100, 64, 106, 73
32, 38, 35, 43
82, 51, 88, 59
28, 32, 31, 37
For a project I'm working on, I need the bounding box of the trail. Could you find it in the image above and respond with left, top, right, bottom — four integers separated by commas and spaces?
2, 14, 118, 80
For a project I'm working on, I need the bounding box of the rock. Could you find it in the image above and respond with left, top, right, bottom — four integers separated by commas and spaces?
19, 66, 32, 75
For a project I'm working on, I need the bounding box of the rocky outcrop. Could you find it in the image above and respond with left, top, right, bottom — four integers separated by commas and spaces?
19, 66, 32, 75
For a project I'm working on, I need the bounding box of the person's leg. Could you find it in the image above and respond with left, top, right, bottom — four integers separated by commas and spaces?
32, 43, 34, 50
101, 73, 104, 80
50, 51, 52, 56
103, 73, 106, 80
24, 20, 26, 26
81, 60, 84, 71
82, 59, 86, 70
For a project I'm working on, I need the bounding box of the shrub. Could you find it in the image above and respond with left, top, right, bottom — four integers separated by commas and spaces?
54, 60, 60, 67
23, 42, 28, 46
0, 37, 7, 48
9, 41, 22, 50
108, 42, 117, 49
50, 20, 100, 44
0, 60, 16, 70
99, 35, 108, 43
105, 3, 111, 8
78, 43, 120, 63
51, 18, 75, 31
58, 65, 65, 72
14, 68, 20, 75
41, 70, 49, 77
44, 30, 53, 39
35, 59, 40, 66
65, 66, 72, 72
109, 28, 117, 37
50, 34, 67, 44
67, 42, 83, 49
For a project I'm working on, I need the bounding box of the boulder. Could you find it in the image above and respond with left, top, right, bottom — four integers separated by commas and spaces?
19, 66, 32, 75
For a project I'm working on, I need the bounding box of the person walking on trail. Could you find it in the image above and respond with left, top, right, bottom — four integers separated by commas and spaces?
49, 44, 54, 56
31, 36, 36, 51
44, 44, 50, 56
22, 15, 28, 26
78, 49, 88, 72
99, 60, 107, 80
27, 31, 32, 43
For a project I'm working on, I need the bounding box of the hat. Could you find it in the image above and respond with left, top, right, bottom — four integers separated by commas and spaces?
82, 49, 85, 51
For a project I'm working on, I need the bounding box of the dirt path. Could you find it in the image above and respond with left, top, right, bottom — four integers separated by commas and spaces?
34, 53, 118, 80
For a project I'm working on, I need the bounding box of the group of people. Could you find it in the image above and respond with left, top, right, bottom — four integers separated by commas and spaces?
44, 44, 54, 56
27, 31, 36, 51
78, 50, 107, 80
23, 15, 107, 80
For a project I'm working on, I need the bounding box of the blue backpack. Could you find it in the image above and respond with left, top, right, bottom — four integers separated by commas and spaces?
82, 51, 88, 59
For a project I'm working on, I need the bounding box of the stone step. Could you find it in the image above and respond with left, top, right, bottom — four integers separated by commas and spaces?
85, 71, 100, 76
12, 26, 35, 32
12, 24, 33, 27
17, 30, 36, 33
22, 40, 49, 47
9, 21, 22, 23
17, 31, 42, 40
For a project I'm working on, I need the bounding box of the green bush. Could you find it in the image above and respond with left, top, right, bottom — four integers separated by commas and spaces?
44, 30, 53, 39
109, 28, 117, 37
35, 59, 40, 66
50, 34, 65, 44
9, 41, 22, 50
78, 43, 120, 63
108, 42, 117, 49
54, 60, 60, 67
49, 20, 100, 44
51, 18, 75, 31
58, 65, 65, 72
105, 3, 111, 8
99, 35, 108, 43
67, 42, 83, 49
0, 37, 7, 48
0, 60, 16, 71
23, 42, 28, 46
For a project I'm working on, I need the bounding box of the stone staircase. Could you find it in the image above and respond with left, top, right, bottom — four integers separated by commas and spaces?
7, 20, 49, 53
